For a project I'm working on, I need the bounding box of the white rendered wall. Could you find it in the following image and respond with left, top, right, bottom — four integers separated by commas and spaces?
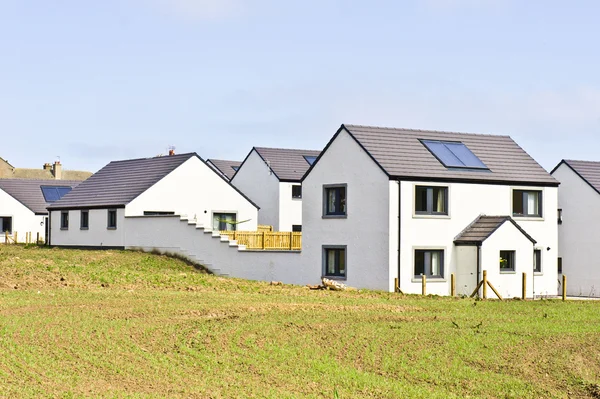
0, 189, 46, 243
231, 150, 280, 229
124, 216, 313, 285
399, 181, 558, 296
278, 182, 303, 231
553, 164, 600, 297
302, 129, 391, 291
49, 208, 126, 247
127, 156, 258, 231
480, 222, 535, 299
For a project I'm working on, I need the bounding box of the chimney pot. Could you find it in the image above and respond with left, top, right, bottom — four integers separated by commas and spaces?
169, 149, 175, 156
52, 161, 62, 180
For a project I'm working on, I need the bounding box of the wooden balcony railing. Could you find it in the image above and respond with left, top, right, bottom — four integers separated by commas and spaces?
219, 230, 301, 250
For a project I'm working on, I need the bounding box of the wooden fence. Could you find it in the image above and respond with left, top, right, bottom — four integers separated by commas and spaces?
219, 230, 301, 250
2, 231, 43, 245
257, 225, 273, 233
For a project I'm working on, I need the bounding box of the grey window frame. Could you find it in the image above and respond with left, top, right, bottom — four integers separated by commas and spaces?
534, 249, 542, 273
415, 186, 448, 215
512, 190, 542, 218
322, 245, 347, 279
60, 211, 69, 230
213, 212, 237, 231
414, 249, 445, 279
80, 210, 89, 230
292, 184, 302, 199
500, 250, 516, 272
107, 209, 117, 230
323, 184, 347, 218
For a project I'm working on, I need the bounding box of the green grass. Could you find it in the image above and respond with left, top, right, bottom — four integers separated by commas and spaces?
0, 245, 599, 398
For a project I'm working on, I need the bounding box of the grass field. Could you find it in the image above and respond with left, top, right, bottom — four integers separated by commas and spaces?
0, 245, 599, 398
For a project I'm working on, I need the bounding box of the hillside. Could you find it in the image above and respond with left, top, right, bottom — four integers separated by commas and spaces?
0, 245, 599, 398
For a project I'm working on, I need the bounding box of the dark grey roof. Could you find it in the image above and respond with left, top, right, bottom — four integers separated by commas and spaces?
0, 179, 82, 214
251, 147, 321, 182
454, 215, 536, 246
552, 160, 600, 195
315, 124, 557, 186
48, 153, 195, 209
207, 159, 241, 181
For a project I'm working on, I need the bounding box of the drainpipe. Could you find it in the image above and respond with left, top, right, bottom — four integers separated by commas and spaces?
532, 244, 536, 300
476, 244, 481, 297
397, 180, 402, 292
48, 212, 52, 246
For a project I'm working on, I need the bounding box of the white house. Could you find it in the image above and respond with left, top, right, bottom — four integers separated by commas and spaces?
0, 179, 81, 243
231, 147, 320, 232
48, 153, 259, 248
301, 124, 559, 297
551, 160, 600, 297
206, 159, 241, 181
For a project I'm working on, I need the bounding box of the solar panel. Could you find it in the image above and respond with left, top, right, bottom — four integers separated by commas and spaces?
421, 140, 487, 169
41, 186, 73, 203
304, 155, 318, 165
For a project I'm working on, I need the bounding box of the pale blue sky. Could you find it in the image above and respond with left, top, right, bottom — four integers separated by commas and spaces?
1, 0, 598, 173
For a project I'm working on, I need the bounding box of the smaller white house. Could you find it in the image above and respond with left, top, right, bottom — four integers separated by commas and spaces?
301, 124, 559, 296
206, 159, 241, 181
231, 147, 320, 232
552, 159, 600, 297
0, 179, 81, 243
48, 153, 259, 248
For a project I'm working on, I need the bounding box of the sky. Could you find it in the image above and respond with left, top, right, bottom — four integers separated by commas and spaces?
0, 0, 599, 173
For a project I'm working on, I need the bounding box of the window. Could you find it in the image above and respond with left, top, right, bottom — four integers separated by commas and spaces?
415, 186, 448, 215
292, 225, 302, 232
534, 249, 542, 273
558, 257, 563, 274
513, 190, 542, 217
213, 213, 236, 231
421, 140, 488, 170
304, 155, 318, 166
41, 186, 72, 202
414, 250, 444, 278
80, 210, 89, 229
500, 250, 516, 272
107, 209, 117, 229
324, 185, 347, 216
323, 247, 346, 278
558, 208, 563, 225
61, 211, 69, 230
292, 185, 302, 199
0, 216, 13, 234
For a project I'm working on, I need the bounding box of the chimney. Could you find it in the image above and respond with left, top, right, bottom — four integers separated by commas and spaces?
43, 163, 52, 171
52, 161, 62, 180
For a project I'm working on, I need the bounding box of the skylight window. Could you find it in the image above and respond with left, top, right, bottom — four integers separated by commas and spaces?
421, 140, 488, 170
304, 155, 318, 165
41, 186, 72, 202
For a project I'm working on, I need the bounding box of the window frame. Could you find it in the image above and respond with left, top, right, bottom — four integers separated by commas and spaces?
414, 185, 449, 216
291, 184, 302, 199
413, 249, 445, 279
107, 209, 117, 230
0, 216, 13, 234
212, 212, 237, 231
533, 249, 542, 274
60, 211, 69, 230
322, 184, 347, 218
500, 250, 516, 273
80, 210, 89, 230
512, 189, 543, 218
322, 245, 347, 279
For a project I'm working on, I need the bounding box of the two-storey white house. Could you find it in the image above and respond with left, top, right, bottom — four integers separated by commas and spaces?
301, 124, 559, 297
231, 147, 320, 232
48, 153, 259, 248
551, 160, 600, 297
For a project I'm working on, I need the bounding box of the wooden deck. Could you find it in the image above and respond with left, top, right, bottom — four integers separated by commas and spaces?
219, 230, 301, 250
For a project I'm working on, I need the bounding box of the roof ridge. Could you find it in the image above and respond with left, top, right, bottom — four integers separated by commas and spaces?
565, 159, 600, 164
343, 123, 511, 138
254, 146, 321, 152
107, 152, 196, 164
